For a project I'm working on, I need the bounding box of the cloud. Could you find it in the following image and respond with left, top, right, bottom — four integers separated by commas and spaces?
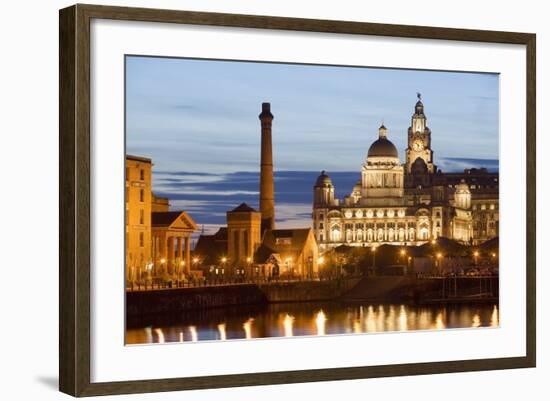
126, 57, 499, 175
275, 203, 313, 229
436, 157, 499, 173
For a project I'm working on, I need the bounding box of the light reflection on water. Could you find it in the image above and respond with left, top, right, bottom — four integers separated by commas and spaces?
218, 323, 227, 340
283, 314, 294, 337
126, 302, 499, 345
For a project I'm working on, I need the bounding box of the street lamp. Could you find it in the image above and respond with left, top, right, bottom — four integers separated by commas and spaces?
221, 257, 227, 276
399, 249, 407, 274
179, 260, 185, 280
473, 251, 479, 266
436, 252, 443, 274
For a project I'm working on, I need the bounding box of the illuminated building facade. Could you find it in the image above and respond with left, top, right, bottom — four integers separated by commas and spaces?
312, 95, 499, 251
125, 155, 197, 284
195, 103, 319, 278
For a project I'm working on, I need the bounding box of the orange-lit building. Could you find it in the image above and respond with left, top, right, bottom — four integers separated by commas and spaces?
125, 155, 197, 284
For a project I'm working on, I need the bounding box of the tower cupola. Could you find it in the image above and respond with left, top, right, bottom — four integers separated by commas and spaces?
415, 92, 424, 115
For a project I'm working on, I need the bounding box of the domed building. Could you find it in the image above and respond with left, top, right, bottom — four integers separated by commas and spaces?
312, 95, 498, 250
360, 124, 404, 204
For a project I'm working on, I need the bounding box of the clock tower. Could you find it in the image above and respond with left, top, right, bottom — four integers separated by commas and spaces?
405, 93, 435, 174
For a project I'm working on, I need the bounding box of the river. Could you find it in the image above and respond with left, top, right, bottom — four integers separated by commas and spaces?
126, 301, 499, 344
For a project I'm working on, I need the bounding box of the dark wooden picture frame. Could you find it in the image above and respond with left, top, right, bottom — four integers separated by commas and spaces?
59, 3, 536, 397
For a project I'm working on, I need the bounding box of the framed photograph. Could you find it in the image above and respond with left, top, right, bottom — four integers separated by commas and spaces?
59, 4, 536, 397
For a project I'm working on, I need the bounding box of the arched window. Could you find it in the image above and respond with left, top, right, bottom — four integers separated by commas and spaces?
420, 227, 429, 240
409, 229, 415, 241
388, 229, 395, 242
367, 229, 373, 242
377, 229, 384, 242
331, 227, 341, 242
346, 230, 352, 242
356, 230, 363, 242
399, 228, 405, 242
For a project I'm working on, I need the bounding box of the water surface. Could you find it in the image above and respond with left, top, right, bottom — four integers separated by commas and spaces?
126, 301, 499, 344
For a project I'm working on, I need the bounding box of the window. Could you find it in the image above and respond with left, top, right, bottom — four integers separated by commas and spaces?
320, 222, 324, 229
139, 232, 144, 247
319, 233, 324, 242
139, 209, 144, 224
233, 231, 239, 258
399, 229, 405, 242
319, 213, 324, 219
275, 237, 292, 245
140, 169, 145, 181
140, 189, 144, 202
420, 227, 429, 240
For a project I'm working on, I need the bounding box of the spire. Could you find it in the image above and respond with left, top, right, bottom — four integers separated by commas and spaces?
378, 123, 388, 138
415, 92, 424, 115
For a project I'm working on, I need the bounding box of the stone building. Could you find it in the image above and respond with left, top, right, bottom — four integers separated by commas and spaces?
151, 211, 197, 279
255, 228, 319, 278
312, 95, 498, 251
125, 155, 153, 283
125, 155, 197, 284
227, 203, 262, 274
194, 103, 319, 278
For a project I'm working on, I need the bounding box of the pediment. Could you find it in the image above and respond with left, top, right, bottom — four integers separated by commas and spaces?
169, 212, 197, 230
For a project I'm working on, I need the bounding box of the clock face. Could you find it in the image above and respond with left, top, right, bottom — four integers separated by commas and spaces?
412, 139, 424, 151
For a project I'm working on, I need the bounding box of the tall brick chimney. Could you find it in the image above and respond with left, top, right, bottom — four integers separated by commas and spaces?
259, 102, 275, 233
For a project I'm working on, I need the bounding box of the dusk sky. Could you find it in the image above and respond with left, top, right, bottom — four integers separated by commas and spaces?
126, 56, 499, 235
